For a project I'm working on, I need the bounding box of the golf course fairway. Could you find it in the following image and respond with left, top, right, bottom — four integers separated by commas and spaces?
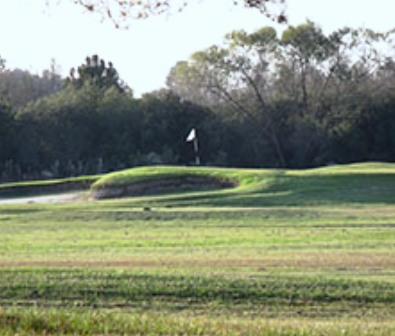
0, 162, 394, 335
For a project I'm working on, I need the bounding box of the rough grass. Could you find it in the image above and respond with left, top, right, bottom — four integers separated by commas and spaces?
1, 162, 395, 334
1, 269, 395, 312
2, 309, 394, 336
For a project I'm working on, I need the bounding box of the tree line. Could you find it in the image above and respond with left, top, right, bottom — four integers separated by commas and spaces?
168, 21, 395, 167
1, 22, 395, 181
0, 55, 226, 181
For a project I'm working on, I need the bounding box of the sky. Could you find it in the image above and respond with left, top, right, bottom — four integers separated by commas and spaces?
0, 0, 394, 97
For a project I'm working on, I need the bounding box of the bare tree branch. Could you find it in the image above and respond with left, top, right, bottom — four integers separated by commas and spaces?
47, 0, 287, 28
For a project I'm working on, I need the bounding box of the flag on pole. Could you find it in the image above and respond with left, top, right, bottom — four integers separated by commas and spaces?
186, 128, 196, 142
186, 128, 200, 165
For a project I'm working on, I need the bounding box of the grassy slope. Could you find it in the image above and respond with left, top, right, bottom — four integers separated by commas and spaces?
91, 162, 395, 206
1, 162, 395, 335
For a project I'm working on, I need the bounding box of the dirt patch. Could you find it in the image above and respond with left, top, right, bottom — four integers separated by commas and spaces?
91, 176, 237, 200
0, 180, 92, 199
0, 192, 85, 204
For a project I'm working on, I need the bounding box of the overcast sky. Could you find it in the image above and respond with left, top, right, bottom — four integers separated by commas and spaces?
0, 0, 394, 96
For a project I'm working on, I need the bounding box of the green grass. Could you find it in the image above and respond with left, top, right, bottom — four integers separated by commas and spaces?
1, 162, 395, 334
1, 269, 395, 311
90, 162, 395, 206
2, 309, 394, 336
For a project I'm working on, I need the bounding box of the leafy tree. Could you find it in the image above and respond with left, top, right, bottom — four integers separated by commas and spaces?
66, 54, 131, 94
15, 84, 99, 173
279, 21, 331, 110
0, 95, 14, 164
332, 97, 395, 163
15, 79, 140, 176
12, 54, 137, 177
14, 84, 230, 175
94, 87, 141, 169
0, 55, 5, 71
167, 26, 288, 166
139, 90, 228, 165
167, 21, 395, 167
0, 68, 63, 107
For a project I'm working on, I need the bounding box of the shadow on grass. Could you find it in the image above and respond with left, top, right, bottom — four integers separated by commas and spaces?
1, 269, 395, 309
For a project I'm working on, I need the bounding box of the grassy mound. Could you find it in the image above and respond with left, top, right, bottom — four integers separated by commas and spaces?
90, 162, 395, 206
90, 166, 246, 199
2, 162, 395, 205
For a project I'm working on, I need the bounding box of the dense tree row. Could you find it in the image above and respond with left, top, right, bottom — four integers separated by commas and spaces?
167, 21, 395, 167
0, 55, 229, 181
1, 22, 395, 181
0, 89, 227, 181
0, 65, 63, 107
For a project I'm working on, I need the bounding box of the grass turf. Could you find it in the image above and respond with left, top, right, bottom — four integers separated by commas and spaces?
90, 162, 395, 206
0, 162, 395, 334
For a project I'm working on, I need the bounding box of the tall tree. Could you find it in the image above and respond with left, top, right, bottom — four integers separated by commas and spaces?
66, 54, 131, 94
167, 22, 395, 167
167, 26, 289, 166
139, 90, 228, 166
0, 95, 14, 163
0, 55, 5, 71
0, 68, 63, 107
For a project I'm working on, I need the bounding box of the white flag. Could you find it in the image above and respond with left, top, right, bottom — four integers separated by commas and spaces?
186, 128, 196, 142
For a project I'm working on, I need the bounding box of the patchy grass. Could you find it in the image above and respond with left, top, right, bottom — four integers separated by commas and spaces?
1, 308, 395, 336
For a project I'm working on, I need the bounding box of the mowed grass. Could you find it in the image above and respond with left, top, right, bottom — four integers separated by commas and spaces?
0, 162, 395, 335
91, 162, 395, 206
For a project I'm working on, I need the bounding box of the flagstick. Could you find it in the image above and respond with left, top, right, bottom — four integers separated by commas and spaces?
193, 136, 200, 166
186, 128, 201, 166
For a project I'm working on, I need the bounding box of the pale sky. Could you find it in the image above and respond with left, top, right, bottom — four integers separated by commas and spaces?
0, 0, 394, 96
